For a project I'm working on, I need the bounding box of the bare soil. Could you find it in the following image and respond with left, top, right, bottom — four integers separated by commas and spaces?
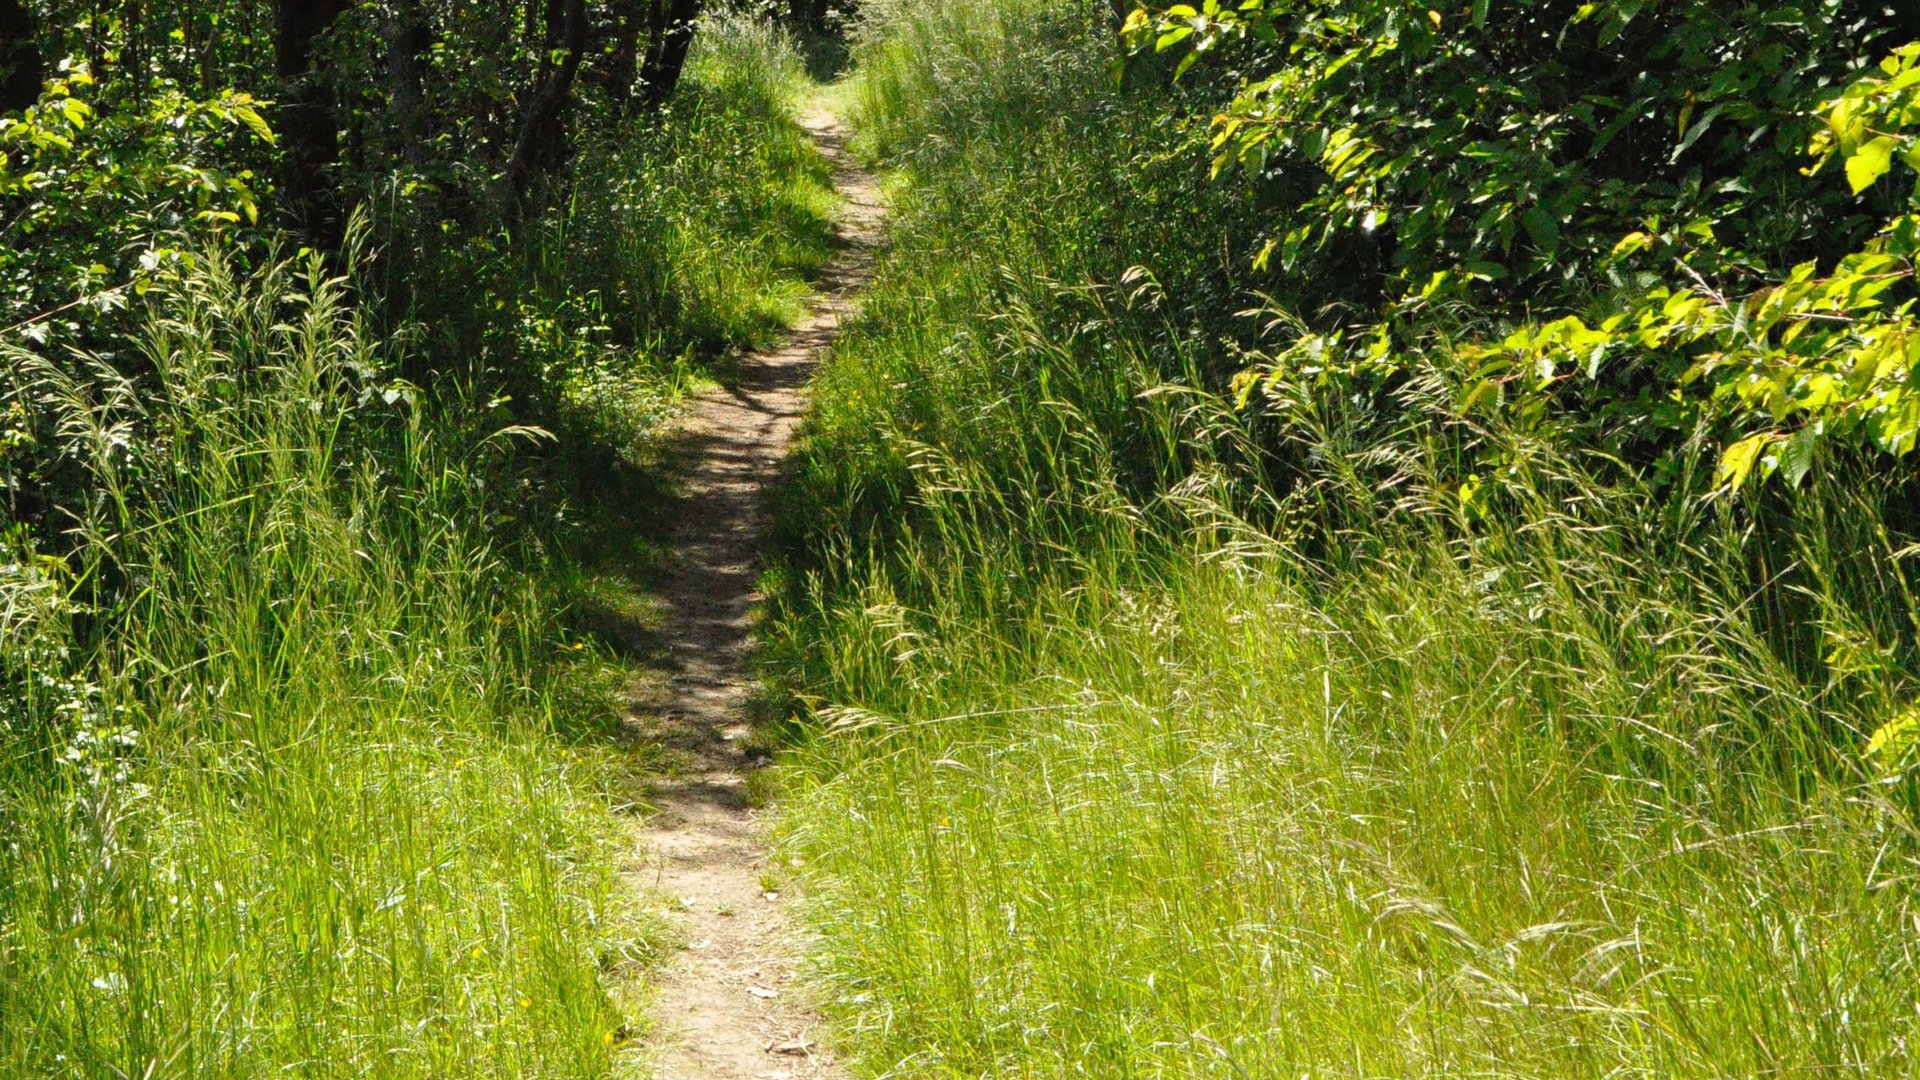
631, 105, 880, 1080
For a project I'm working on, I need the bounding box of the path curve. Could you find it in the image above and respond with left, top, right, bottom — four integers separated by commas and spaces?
635, 105, 879, 1080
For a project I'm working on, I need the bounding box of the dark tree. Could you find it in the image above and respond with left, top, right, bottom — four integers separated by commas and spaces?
275, 0, 350, 247
0, 0, 42, 113
605, 0, 646, 116
504, 0, 588, 224
639, 0, 699, 110
386, 0, 433, 165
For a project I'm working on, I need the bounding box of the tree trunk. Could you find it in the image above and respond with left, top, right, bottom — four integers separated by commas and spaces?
539, 0, 565, 57
386, 0, 433, 166
607, 0, 644, 117
275, 0, 349, 248
123, 0, 145, 103
0, 0, 42, 113
639, 0, 699, 111
503, 0, 588, 226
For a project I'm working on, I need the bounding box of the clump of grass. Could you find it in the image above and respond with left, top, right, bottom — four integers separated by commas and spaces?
0, 240, 644, 1076
780, 444, 1920, 1074
767, 2, 1920, 1076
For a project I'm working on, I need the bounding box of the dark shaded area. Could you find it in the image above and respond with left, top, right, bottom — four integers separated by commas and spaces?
639, 0, 700, 110
505, 0, 589, 225
383, 0, 431, 165
0, 0, 41, 112
789, 24, 850, 83
274, 0, 348, 248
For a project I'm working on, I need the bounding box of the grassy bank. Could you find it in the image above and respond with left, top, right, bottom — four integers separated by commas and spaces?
769, 2, 1920, 1075
1, 247, 628, 1077
0, 13, 829, 1077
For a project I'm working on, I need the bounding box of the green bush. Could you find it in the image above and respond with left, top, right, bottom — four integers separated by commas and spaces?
1132, 1, 1920, 491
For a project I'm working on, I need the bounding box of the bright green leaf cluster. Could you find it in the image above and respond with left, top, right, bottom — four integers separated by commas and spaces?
1, 63, 273, 346
1133, 1, 1920, 496
1464, 42, 1920, 492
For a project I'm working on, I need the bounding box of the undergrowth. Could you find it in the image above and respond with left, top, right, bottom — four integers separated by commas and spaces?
0, 242, 632, 1078
0, 11, 828, 1077
769, 2, 1920, 1076
398, 8, 837, 479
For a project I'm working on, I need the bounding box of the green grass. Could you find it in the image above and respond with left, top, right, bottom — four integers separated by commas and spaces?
0, 12, 833, 1077
778, 516, 1920, 1075
766, 1, 1920, 1075
0, 245, 637, 1077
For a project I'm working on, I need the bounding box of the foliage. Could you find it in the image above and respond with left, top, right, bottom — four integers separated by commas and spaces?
0, 60, 268, 334
1129, 0, 1920, 489
768, 1, 1920, 1076
1456, 42, 1920, 493
1128, 0, 1906, 290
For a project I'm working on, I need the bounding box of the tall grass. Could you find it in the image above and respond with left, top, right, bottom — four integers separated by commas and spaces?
769, 2, 1920, 1075
0, 14, 833, 1075
383, 8, 835, 472
0, 243, 635, 1077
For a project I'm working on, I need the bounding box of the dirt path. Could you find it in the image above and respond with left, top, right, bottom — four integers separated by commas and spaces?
631, 105, 880, 1080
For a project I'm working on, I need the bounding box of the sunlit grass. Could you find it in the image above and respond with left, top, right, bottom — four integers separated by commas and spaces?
0, 244, 637, 1077
0, 12, 833, 1077
768, 2, 1920, 1076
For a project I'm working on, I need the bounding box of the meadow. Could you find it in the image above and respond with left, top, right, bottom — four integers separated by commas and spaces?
8, 1, 1920, 1076
768, 1, 1920, 1075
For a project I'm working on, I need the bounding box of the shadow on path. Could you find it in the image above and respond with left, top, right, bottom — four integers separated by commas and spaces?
628, 103, 883, 1080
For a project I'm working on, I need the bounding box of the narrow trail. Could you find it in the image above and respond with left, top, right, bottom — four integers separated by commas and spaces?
631, 105, 880, 1080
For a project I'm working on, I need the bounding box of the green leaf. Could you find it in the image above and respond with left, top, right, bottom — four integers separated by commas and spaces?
1522, 207, 1560, 255
1845, 135, 1898, 194
1457, 473, 1485, 518
1460, 378, 1500, 413
1609, 231, 1652, 260
1715, 432, 1771, 491
1670, 105, 1722, 162
1866, 704, 1920, 769
233, 105, 276, 146
1776, 426, 1818, 488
